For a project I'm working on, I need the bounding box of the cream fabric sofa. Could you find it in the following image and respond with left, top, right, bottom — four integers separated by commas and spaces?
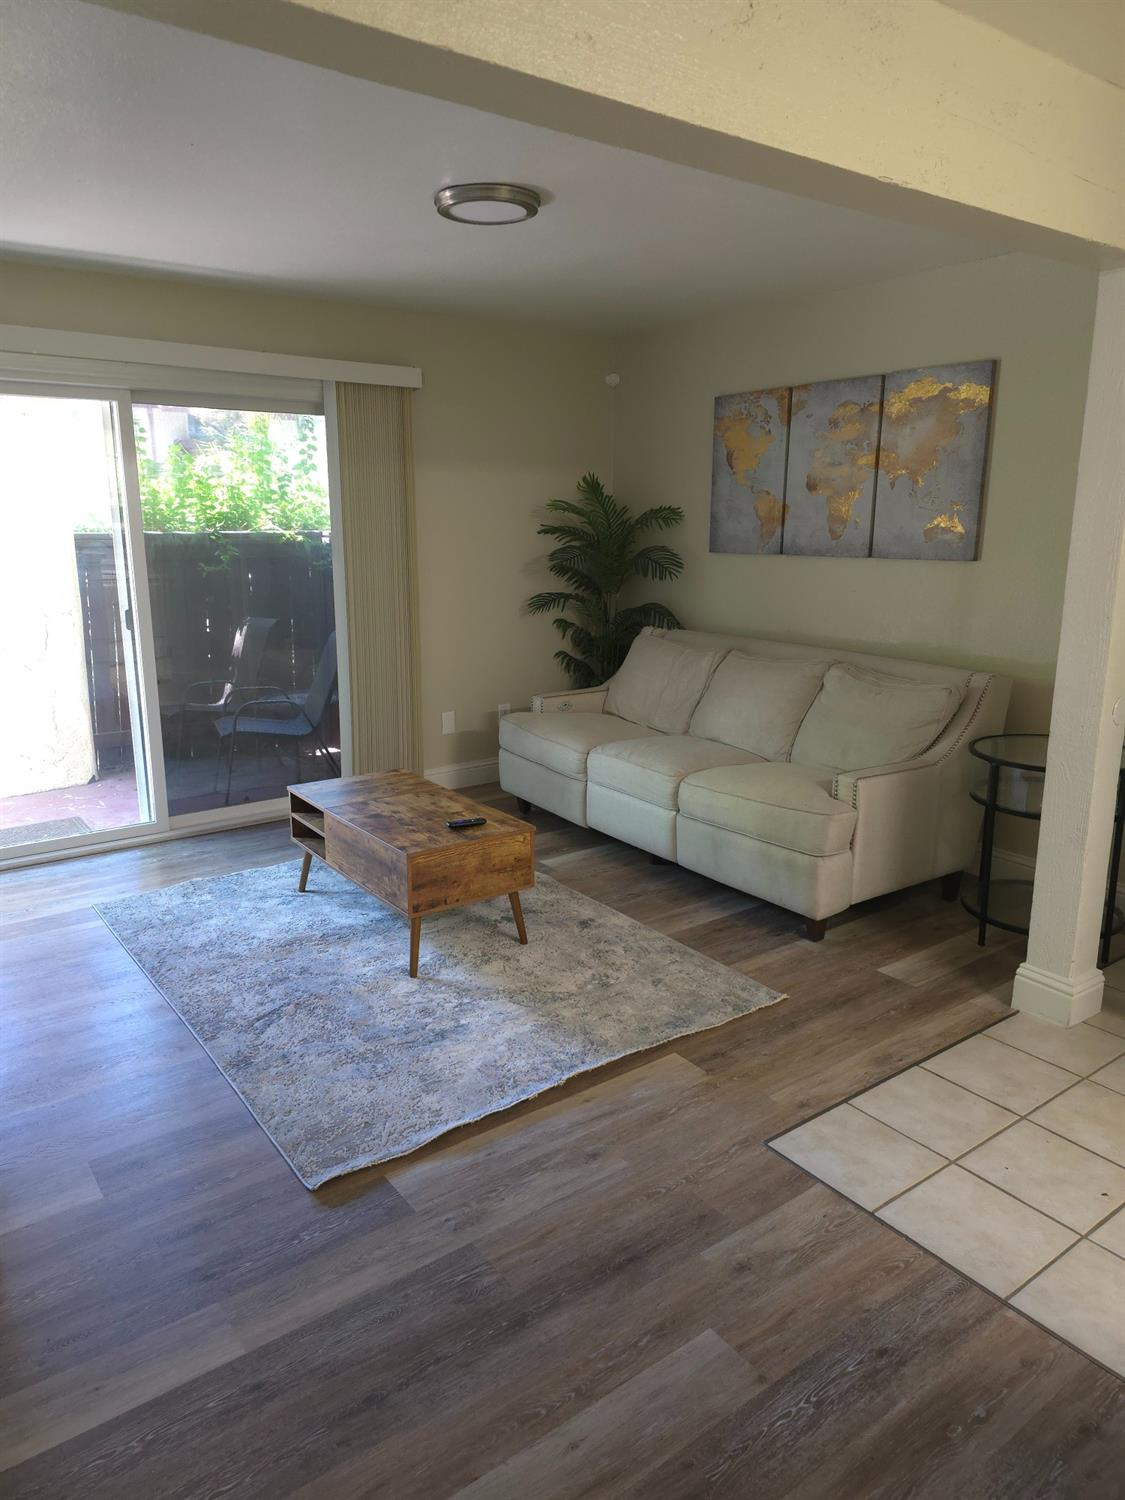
499, 627, 1011, 938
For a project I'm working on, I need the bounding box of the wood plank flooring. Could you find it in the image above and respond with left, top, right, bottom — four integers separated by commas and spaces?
2, 790, 1122, 1497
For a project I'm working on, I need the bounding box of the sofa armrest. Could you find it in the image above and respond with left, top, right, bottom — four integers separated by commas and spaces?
833, 756, 939, 801
834, 758, 948, 902
530, 685, 609, 714
833, 670, 1011, 903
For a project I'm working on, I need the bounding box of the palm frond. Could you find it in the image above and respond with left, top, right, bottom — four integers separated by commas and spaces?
528, 473, 686, 686
543, 497, 601, 522
553, 618, 599, 656
552, 649, 600, 688
537, 524, 600, 548
630, 544, 685, 581
629, 505, 685, 533
526, 589, 583, 615
617, 602, 683, 630
546, 561, 603, 596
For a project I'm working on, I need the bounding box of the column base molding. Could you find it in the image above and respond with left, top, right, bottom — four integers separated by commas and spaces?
1010, 962, 1105, 1028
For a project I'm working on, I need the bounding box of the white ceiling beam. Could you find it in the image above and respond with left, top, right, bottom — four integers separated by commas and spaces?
87, 0, 1125, 263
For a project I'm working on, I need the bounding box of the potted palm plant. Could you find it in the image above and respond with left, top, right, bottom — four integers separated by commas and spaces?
527, 473, 685, 687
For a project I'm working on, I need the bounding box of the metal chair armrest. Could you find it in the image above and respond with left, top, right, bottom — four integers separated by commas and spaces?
229, 691, 310, 732
178, 679, 231, 712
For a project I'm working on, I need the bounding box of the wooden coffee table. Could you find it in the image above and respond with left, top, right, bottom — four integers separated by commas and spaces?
288, 771, 534, 977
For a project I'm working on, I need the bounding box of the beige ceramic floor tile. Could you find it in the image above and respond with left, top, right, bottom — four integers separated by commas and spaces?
1087, 1005, 1125, 1039
877, 1165, 1077, 1297
921, 1035, 1078, 1115
961, 1120, 1125, 1233
851, 1066, 1016, 1157
1011, 1240, 1125, 1377
1090, 1206, 1125, 1258
771, 1103, 944, 1211
986, 1012, 1125, 1076
1089, 1054, 1125, 1096
1031, 1082, 1125, 1166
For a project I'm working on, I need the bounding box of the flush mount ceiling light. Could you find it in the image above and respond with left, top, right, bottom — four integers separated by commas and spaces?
434, 183, 541, 225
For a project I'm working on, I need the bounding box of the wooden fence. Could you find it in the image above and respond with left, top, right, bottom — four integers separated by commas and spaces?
75, 532, 336, 771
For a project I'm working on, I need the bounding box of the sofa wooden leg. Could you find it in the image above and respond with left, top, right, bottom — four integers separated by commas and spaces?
940, 870, 963, 902
516, 798, 532, 816
804, 917, 827, 942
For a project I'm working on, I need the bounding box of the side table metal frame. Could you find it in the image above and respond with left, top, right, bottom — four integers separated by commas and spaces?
967, 734, 1125, 966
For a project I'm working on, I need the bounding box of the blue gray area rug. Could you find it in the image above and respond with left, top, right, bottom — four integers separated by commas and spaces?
97, 862, 784, 1189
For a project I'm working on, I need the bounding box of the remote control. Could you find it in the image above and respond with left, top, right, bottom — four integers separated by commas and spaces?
447, 816, 487, 829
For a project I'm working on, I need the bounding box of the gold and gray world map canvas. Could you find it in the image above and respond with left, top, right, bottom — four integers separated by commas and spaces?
710, 360, 995, 561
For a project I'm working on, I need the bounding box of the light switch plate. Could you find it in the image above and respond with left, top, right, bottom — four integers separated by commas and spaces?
441, 710, 455, 735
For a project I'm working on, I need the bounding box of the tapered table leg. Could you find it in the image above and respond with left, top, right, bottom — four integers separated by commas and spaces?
509, 890, 528, 945
409, 917, 421, 978
297, 850, 312, 892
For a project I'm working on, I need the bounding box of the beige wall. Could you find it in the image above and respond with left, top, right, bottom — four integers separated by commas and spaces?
1, 251, 1100, 804
0, 261, 612, 770
610, 252, 1099, 850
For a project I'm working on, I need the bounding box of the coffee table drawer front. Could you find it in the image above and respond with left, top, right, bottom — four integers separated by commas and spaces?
325, 810, 409, 911
408, 834, 534, 916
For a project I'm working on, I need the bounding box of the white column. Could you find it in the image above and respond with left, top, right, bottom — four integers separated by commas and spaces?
1011, 267, 1125, 1026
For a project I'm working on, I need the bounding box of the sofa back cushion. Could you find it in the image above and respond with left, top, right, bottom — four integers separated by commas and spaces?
689, 652, 829, 761
604, 633, 725, 734
791, 663, 963, 771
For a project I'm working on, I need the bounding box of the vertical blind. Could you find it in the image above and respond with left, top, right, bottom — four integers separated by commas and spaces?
334, 382, 421, 775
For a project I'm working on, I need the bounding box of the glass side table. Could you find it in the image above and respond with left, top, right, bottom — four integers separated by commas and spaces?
963, 732, 1125, 966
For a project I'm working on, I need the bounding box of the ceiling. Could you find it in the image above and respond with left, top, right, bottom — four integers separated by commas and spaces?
938, 0, 1125, 92
0, 0, 1008, 329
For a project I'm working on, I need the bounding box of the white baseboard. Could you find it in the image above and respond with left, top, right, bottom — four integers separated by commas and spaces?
424, 757, 500, 790
1011, 961, 1106, 1026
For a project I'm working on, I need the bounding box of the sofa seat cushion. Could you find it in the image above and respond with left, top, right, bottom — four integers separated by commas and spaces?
588, 735, 763, 811
499, 711, 662, 779
678, 762, 857, 857
604, 632, 726, 734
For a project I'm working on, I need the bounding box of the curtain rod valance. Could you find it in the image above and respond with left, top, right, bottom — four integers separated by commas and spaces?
0, 325, 422, 390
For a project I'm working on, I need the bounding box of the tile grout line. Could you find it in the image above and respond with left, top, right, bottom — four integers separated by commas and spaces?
1003, 1235, 1091, 1303
768, 995, 1125, 1377
843, 1083, 1125, 1229
917, 1055, 1081, 1113
769, 1148, 1125, 1385
828, 1071, 1124, 1177
911, 1070, 1125, 1172
766, 1011, 1011, 1149
849, 1096, 1015, 1162
982, 1023, 1125, 1075
1088, 1232, 1125, 1263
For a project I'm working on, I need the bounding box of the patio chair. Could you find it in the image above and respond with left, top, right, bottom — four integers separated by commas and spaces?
163, 615, 278, 763
214, 632, 339, 805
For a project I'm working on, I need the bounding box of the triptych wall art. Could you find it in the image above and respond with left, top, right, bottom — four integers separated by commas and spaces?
710, 360, 996, 561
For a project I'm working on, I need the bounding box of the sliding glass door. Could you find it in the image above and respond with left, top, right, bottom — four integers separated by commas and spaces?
0, 378, 342, 864
133, 403, 339, 816
0, 386, 161, 854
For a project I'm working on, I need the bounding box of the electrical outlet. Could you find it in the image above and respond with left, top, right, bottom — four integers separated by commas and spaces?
441, 710, 455, 735
498, 702, 511, 718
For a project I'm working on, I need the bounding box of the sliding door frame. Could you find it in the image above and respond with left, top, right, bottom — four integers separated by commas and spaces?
0, 379, 170, 863
0, 369, 357, 876
322, 380, 354, 781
